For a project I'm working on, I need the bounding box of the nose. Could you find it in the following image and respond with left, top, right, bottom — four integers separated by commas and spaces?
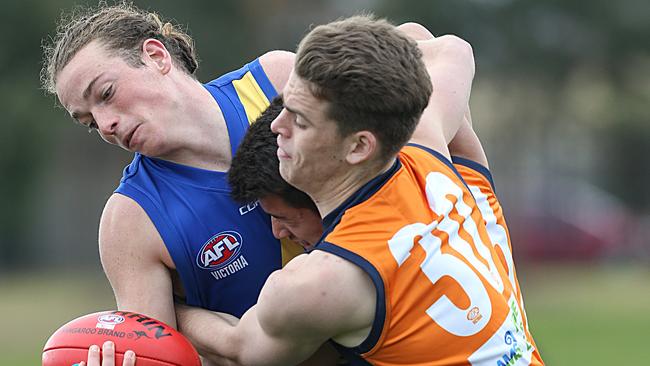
93, 108, 119, 136
270, 108, 291, 138
271, 217, 291, 239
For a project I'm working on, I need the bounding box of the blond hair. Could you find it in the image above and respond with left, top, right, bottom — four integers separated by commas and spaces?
41, 1, 198, 94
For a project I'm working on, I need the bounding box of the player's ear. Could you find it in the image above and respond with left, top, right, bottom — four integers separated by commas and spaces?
142, 38, 172, 75
345, 131, 378, 165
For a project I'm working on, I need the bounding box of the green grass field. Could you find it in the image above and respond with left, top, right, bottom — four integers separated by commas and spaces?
519, 263, 650, 365
1, 263, 648, 365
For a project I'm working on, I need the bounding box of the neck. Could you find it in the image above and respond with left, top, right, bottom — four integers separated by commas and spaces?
157, 77, 231, 171
312, 158, 395, 218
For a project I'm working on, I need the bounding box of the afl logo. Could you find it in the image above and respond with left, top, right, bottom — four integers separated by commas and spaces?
96, 314, 125, 329
196, 231, 243, 270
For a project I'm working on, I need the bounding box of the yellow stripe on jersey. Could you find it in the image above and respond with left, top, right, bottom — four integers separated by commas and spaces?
233, 72, 302, 266
280, 238, 305, 267
232, 71, 271, 124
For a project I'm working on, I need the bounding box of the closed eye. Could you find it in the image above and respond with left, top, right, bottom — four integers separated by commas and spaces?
101, 85, 113, 101
294, 116, 307, 129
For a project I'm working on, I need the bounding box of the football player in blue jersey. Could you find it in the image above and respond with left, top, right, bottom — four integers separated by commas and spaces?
42, 2, 339, 365
43, 1, 295, 325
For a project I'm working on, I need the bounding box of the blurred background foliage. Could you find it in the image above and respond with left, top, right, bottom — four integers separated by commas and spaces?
0, 0, 648, 364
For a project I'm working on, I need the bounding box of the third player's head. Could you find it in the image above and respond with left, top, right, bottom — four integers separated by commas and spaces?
229, 97, 323, 249
270, 14, 432, 194
41, 3, 200, 157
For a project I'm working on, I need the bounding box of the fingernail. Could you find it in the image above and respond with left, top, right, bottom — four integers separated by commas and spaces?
104, 340, 114, 349
124, 350, 135, 359
89, 345, 100, 352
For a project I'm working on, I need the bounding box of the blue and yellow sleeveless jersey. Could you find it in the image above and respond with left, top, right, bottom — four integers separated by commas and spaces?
115, 58, 302, 317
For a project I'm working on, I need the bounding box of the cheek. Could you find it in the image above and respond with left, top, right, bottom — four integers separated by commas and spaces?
116, 82, 161, 117
297, 138, 328, 162
309, 218, 323, 235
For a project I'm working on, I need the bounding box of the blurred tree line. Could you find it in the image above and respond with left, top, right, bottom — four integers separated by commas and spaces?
0, 0, 648, 271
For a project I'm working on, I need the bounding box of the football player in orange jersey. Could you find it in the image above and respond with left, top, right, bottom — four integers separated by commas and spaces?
228, 94, 539, 366
176, 15, 544, 365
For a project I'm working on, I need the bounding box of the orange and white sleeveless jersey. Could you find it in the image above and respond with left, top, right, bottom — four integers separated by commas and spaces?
452, 157, 543, 364
317, 144, 543, 365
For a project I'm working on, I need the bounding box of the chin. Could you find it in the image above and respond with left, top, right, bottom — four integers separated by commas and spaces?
138, 140, 165, 158
278, 164, 294, 184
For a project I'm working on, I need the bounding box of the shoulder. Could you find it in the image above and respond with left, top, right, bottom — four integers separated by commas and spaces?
99, 193, 168, 266
258, 50, 295, 92
256, 251, 375, 339
100, 193, 151, 234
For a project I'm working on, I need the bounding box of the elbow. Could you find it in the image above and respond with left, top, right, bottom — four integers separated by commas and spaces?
437, 35, 475, 77
397, 22, 435, 41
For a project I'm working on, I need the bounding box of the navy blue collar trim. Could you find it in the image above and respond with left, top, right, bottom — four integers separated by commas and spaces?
406, 142, 455, 169
405, 143, 472, 193
321, 158, 401, 236
451, 156, 496, 192
330, 342, 373, 365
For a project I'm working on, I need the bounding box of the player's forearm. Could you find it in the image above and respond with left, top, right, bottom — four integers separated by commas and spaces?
107, 265, 177, 328
177, 303, 322, 366
114, 296, 177, 329
176, 304, 241, 365
422, 35, 475, 143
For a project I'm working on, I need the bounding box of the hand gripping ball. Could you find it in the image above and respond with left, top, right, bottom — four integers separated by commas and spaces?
43, 310, 201, 366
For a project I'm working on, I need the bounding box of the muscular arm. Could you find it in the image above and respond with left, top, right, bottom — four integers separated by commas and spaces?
448, 110, 490, 167
99, 193, 177, 327
406, 31, 475, 158
177, 252, 375, 366
398, 24, 486, 166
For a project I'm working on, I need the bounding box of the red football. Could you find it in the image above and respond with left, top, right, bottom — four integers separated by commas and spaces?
42, 310, 201, 366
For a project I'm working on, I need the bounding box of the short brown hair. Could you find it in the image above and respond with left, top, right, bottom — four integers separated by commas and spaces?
41, 1, 198, 94
295, 14, 432, 161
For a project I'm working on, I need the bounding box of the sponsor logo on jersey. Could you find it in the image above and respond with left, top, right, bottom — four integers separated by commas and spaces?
498, 331, 525, 366
239, 200, 259, 215
96, 314, 125, 330
196, 231, 243, 270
